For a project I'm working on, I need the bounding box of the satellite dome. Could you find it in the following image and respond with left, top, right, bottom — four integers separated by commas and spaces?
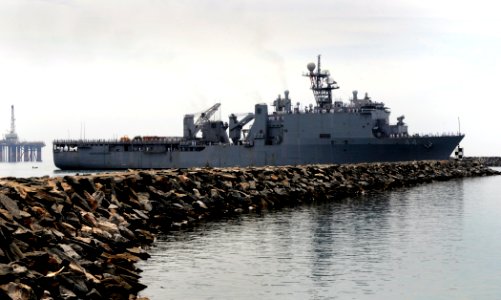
307, 62, 316, 72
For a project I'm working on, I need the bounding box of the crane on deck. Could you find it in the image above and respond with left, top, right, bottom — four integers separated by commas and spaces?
183, 103, 222, 139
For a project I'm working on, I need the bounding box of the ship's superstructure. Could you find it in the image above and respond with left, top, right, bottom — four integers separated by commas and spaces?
53, 56, 464, 170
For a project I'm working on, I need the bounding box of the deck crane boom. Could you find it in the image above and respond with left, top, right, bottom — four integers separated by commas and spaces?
183, 103, 222, 139
195, 103, 221, 130
229, 113, 254, 144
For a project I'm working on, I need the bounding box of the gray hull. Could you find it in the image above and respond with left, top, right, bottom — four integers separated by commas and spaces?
53, 135, 463, 170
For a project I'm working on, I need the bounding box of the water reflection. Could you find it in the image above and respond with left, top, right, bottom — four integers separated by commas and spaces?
307, 193, 393, 296
305, 180, 465, 298
139, 178, 501, 300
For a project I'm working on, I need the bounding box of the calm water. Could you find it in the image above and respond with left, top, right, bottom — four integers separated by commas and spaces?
0, 160, 120, 178
138, 173, 501, 300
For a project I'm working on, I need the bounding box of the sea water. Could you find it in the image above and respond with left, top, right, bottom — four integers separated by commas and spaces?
0, 160, 118, 178
137, 172, 501, 300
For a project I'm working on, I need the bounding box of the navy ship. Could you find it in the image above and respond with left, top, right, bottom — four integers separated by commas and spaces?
53, 56, 464, 170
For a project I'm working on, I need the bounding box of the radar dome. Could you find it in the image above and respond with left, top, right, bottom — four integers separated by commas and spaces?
307, 62, 316, 72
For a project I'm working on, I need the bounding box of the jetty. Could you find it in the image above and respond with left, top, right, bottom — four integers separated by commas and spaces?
0, 160, 498, 299
465, 156, 501, 166
0, 106, 45, 163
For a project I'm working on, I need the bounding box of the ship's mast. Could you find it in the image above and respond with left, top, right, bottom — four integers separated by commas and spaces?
304, 55, 339, 109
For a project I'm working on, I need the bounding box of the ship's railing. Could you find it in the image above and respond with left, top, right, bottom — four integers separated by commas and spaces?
53, 137, 184, 145
285, 106, 387, 115
389, 132, 463, 138
52, 138, 236, 153
53, 138, 185, 153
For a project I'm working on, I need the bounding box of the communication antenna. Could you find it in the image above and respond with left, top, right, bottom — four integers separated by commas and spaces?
80, 122, 87, 140
303, 55, 339, 109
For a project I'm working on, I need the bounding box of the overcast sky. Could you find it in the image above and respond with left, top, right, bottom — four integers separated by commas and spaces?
1, 0, 500, 157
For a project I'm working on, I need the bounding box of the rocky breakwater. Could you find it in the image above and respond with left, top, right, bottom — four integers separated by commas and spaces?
0, 160, 499, 299
465, 156, 501, 166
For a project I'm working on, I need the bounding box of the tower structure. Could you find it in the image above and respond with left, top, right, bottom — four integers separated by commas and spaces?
4, 105, 18, 142
1, 105, 45, 162
304, 55, 339, 110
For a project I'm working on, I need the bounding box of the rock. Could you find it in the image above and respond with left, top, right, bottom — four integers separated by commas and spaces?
210, 188, 220, 198
81, 212, 98, 227
195, 200, 208, 210
132, 209, 149, 220
83, 191, 100, 211
97, 219, 120, 235
70, 193, 92, 211
118, 225, 136, 241
59, 245, 81, 260
0, 194, 21, 219
85, 288, 102, 299
45, 266, 65, 278
0, 282, 36, 300
221, 181, 233, 188
59, 285, 77, 299
239, 182, 250, 191
126, 247, 150, 260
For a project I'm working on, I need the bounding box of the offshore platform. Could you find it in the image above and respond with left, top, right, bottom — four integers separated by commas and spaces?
0, 105, 45, 162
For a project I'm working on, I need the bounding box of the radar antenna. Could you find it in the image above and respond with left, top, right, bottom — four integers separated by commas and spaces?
304, 55, 339, 109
